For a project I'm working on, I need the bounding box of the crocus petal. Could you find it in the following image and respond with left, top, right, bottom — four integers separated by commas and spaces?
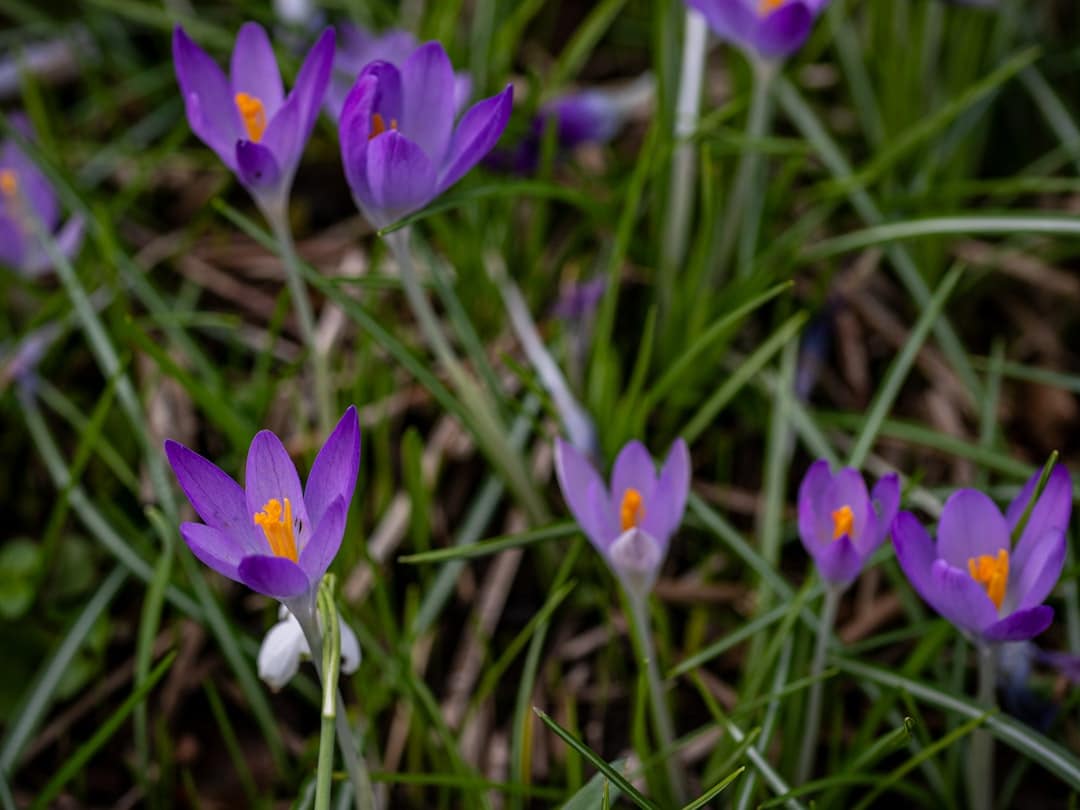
236, 140, 282, 190
929, 558, 999, 636
608, 527, 662, 597
870, 473, 901, 548
340, 75, 376, 199
983, 606, 1054, 643
173, 26, 241, 168
0, 217, 25, 269
360, 60, 404, 129
305, 405, 361, 529
936, 489, 1010, 569
554, 438, 618, 549
238, 554, 311, 599
180, 522, 242, 580
244, 430, 311, 546
754, 2, 815, 57
1009, 465, 1072, 576
610, 440, 659, 507
892, 511, 940, 608
825, 468, 872, 548
452, 73, 472, 116
400, 41, 456, 166
797, 459, 834, 548
364, 130, 437, 228
340, 618, 361, 673
230, 22, 285, 118
438, 84, 513, 192
298, 496, 347, 583
289, 27, 336, 142
1012, 530, 1066, 611
165, 440, 262, 551
814, 533, 864, 586
640, 438, 690, 545
257, 613, 306, 690
685, 0, 758, 50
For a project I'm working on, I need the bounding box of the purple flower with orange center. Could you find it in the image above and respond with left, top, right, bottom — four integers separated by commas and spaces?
684, 0, 830, 59
554, 437, 690, 596
797, 461, 900, 587
172, 22, 335, 214
338, 41, 513, 229
165, 406, 360, 604
892, 465, 1071, 643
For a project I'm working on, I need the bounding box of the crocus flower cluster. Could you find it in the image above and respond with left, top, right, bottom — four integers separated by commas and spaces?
165, 406, 360, 606
0, 115, 83, 276
685, 0, 830, 59
554, 438, 690, 597
797, 461, 899, 588
893, 465, 1071, 644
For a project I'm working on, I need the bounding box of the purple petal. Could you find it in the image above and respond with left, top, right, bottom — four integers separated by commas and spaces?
165, 439, 261, 552
244, 430, 311, 547
298, 496, 347, 583
400, 41, 456, 166
305, 405, 361, 529
937, 489, 1009, 569
1008, 465, 1072, 576
235, 140, 281, 190
607, 528, 662, 596
929, 558, 999, 636
870, 473, 901, 547
640, 438, 690, 546
230, 22, 284, 119
173, 26, 241, 168
814, 533, 864, 586
438, 84, 513, 192
363, 130, 437, 228
824, 468, 873, 549
797, 459, 834, 548
983, 606, 1054, 643
685, 0, 758, 51
1012, 530, 1066, 611
237, 555, 312, 599
892, 511, 940, 609
289, 27, 336, 143
339, 75, 377, 201
360, 60, 403, 129
554, 438, 618, 549
0, 216, 25, 269
610, 440, 659, 508
452, 72, 472, 116
754, 2, 814, 58
180, 522, 242, 580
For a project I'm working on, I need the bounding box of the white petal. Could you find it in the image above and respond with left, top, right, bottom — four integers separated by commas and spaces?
339, 616, 361, 673
258, 614, 308, 691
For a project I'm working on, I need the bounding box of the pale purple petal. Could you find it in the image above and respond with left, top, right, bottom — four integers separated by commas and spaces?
235, 140, 282, 190
607, 527, 662, 596
610, 440, 658, 508
230, 22, 285, 118
983, 606, 1054, 643
824, 467, 872, 547
399, 41, 456, 166
452, 72, 472, 116
1009, 465, 1072, 575
936, 489, 1009, 569
244, 430, 311, 546
1012, 530, 1066, 611
361, 60, 403, 128
238, 555, 311, 599
339, 75, 376, 199
797, 459, 834, 548
0, 217, 25, 269
305, 405, 361, 529
364, 130, 437, 227
173, 26, 241, 168
298, 496, 347, 582
814, 533, 863, 586
640, 438, 690, 545
870, 473, 901, 547
930, 559, 999, 636
892, 511, 940, 609
289, 27, 336, 141
754, 2, 815, 57
180, 522, 242, 580
438, 84, 513, 192
685, 0, 757, 46
554, 438, 618, 549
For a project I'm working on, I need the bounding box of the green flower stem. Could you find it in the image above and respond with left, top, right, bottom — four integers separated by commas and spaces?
796, 582, 841, 785
969, 643, 996, 810
264, 206, 335, 435
627, 591, 686, 804
314, 582, 341, 810
385, 228, 547, 523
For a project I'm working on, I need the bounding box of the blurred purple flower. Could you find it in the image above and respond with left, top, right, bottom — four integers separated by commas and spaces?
0, 115, 84, 276
893, 465, 1072, 644
339, 41, 512, 229
684, 0, 830, 59
325, 25, 471, 122
165, 406, 360, 603
172, 23, 335, 214
554, 437, 690, 596
553, 277, 605, 322
797, 461, 899, 587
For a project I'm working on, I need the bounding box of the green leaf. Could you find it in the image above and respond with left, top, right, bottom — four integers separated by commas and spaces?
0, 541, 42, 620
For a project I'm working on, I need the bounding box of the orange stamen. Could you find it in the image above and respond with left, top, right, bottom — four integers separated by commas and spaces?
758, 0, 785, 13
968, 549, 1009, 611
235, 92, 267, 143
620, 488, 645, 532
831, 505, 854, 540
368, 113, 399, 141
0, 169, 16, 199
253, 497, 298, 561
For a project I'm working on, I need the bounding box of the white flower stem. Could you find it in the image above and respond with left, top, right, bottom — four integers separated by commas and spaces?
969, 643, 996, 810
627, 590, 686, 804
264, 206, 335, 435
796, 583, 841, 785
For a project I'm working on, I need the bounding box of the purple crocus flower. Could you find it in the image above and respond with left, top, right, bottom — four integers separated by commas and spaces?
325, 25, 471, 122
797, 461, 900, 587
165, 406, 360, 604
172, 22, 334, 215
339, 41, 513, 229
893, 465, 1071, 644
554, 437, 690, 596
684, 0, 830, 59
0, 115, 83, 276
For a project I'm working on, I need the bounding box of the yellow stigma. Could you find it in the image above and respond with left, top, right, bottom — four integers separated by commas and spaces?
831, 505, 854, 540
0, 169, 16, 199
758, 0, 785, 14
968, 549, 1009, 611
253, 498, 298, 561
620, 488, 644, 532
235, 92, 267, 143
369, 113, 399, 141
